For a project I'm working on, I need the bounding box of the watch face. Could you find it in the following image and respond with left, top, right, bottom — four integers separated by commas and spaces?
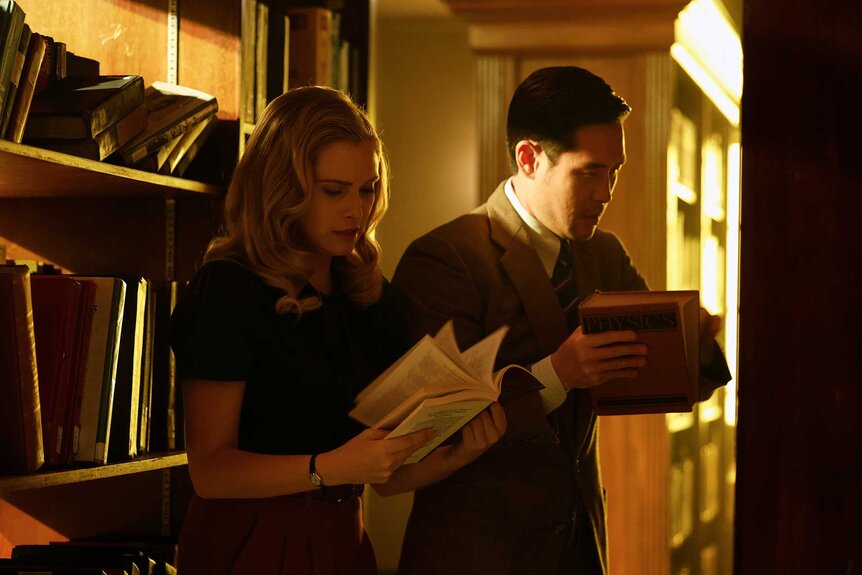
309, 472, 323, 487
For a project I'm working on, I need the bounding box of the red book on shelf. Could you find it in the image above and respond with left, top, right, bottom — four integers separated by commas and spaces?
30, 275, 85, 467
0, 265, 44, 474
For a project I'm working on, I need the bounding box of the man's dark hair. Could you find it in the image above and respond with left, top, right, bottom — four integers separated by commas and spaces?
506, 66, 631, 170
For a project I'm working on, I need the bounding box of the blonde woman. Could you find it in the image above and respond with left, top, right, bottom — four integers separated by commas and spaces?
170, 87, 506, 575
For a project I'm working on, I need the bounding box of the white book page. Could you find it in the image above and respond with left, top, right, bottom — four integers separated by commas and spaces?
459, 324, 509, 388
386, 398, 493, 464
349, 340, 478, 426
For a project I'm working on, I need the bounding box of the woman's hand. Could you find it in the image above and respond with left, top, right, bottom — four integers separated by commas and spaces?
317, 427, 435, 486
448, 401, 507, 466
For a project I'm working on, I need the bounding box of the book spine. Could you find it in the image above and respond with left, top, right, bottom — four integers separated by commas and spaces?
121, 101, 218, 165
5, 31, 46, 143
0, 2, 26, 126
87, 76, 145, 138
94, 280, 126, 464
0, 22, 30, 136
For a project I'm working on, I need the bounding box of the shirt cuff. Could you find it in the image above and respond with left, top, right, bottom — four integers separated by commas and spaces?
533, 355, 568, 413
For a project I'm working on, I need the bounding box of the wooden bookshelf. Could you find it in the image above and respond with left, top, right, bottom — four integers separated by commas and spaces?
0, 453, 188, 495
0, 141, 221, 199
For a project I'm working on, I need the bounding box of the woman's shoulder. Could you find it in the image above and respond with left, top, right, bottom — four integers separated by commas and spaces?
179, 259, 276, 317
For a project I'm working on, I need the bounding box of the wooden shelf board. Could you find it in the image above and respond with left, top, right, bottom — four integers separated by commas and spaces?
0, 141, 222, 198
0, 452, 188, 494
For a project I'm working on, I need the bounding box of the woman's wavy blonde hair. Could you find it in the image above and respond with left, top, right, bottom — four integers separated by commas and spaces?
204, 86, 389, 314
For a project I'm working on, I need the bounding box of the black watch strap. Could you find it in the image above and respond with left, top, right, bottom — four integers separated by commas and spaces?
309, 453, 324, 487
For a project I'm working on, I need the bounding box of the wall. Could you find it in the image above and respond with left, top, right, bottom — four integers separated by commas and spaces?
372, 17, 478, 279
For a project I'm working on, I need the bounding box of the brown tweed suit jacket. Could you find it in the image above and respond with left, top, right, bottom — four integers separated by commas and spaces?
391, 183, 648, 575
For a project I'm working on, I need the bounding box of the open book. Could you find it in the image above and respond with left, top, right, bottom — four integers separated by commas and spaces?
349, 321, 535, 465
578, 290, 700, 415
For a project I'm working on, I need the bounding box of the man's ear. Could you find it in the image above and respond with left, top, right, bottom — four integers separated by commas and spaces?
515, 140, 542, 178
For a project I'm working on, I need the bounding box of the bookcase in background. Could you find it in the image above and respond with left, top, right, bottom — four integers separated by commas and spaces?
239, 0, 370, 153
0, 0, 372, 560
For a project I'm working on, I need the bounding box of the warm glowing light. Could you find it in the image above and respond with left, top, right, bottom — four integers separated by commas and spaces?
672, 0, 742, 126
671, 43, 739, 126
724, 142, 741, 426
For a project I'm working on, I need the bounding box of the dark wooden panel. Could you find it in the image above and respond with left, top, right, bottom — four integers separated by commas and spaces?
736, 0, 862, 573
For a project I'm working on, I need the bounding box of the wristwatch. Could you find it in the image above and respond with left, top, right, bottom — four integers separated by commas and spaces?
308, 453, 324, 488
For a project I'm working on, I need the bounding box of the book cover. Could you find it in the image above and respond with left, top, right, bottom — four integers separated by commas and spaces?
285, 6, 331, 89
36, 101, 148, 161
578, 290, 700, 415
0, 0, 26, 133
0, 20, 29, 137
30, 275, 84, 467
137, 283, 156, 455
108, 276, 148, 462
112, 82, 218, 166
131, 131, 184, 173
0, 264, 44, 474
148, 281, 180, 452
169, 114, 217, 177
65, 51, 100, 77
72, 276, 126, 465
350, 321, 538, 464
23, 74, 145, 140
62, 278, 96, 464
4, 30, 46, 143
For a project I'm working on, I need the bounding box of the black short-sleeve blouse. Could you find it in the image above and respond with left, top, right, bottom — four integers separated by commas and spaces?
170, 260, 407, 455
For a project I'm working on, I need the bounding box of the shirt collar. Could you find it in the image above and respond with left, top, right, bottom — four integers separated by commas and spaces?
504, 177, 564, 278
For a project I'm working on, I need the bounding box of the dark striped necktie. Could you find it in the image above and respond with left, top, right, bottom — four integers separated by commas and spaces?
552, 240, 581, 331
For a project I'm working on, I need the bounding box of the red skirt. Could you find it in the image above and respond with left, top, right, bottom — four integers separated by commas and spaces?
176, 490, 377, 575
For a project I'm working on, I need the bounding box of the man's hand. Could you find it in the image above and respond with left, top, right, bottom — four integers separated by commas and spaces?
449, 402, 507, 466
550, 327, 648, 391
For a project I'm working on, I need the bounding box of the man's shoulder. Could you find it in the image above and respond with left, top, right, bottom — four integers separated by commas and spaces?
408, 207, 495, 252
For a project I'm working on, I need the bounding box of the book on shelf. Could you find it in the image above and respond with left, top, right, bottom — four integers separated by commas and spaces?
170, 114, 217, 177
285, 6, 331, 89
349, 321, 541, 465
578, 289, 701, 415
61, 278, 96, 464
148, 280, 182, 452
4, 29, 46, 143
35, 101, 148, 161
112, 81, 218, 166
30, 274, 86, 467
0, 264, 44, 474
23, 74, 145, 140
0, 20, 29, 137
0, 0, 26, 133
108, 276, 148, 462
137, 283, 157, 455
72, 276, 126, 465
131, 131, 183, 173
65, 51, 100, 77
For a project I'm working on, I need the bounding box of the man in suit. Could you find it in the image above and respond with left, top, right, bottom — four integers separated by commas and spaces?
391, 66, 730, 575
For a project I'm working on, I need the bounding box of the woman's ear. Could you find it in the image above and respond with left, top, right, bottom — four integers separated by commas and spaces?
515, 140, 541, 178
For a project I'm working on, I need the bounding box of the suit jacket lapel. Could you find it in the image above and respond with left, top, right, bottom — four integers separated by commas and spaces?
485, 184, 568, 357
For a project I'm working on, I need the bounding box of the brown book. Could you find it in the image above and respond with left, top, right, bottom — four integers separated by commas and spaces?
4, 30, 47, 143
36, 102, 148, 161
23, 74, 145, 140
0, 265, 44, 474
578, 290, 700, 415
30, 275, 84, 467
285, 6, 332, 89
